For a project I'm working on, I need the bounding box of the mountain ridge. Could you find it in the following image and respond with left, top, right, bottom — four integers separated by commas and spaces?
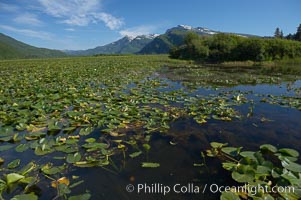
1, 25, 259, 59
65, 34, 158, 56
0, 33, 66, 59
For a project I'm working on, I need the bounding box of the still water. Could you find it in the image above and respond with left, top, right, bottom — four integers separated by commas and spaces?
3, 66, 301, 199
59, 69, 301, 199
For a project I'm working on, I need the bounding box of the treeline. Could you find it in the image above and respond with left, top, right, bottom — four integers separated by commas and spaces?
275, 24, 301, 41
170, 30, 301, 63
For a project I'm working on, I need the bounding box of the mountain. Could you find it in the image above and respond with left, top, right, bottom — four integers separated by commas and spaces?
65, 34, 158, 56
0, 33, 66, 59
139, 25, 256, 54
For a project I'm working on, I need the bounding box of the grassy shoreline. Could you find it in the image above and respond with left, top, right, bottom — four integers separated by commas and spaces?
201, 58, 301, 74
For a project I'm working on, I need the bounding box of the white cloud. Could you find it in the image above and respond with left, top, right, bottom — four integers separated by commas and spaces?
0, 2, 19, 12
13, 13, 43, 26
119, 25, 158, 38
0, 25, 53, 40
65, 28, 75, 32
37, 0, 123, 30
93, 13, 124, 30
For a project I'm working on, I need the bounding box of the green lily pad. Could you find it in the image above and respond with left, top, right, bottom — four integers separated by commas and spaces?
6, 173, 25, 185
278, 148, 299, 158
41, 164, 65, 175
66, 152, 82, 164
15, 144, 30, 152
79, 127, 94, 136
260, 144, 277, 153
7, 159, 21, 169
141, 162, 160, 168
129, 151, 142, 158
281, 158, 301, 173
11, 193, 38, 200
210, 142, 227, 148
232, 169, 255, 183
221, 191, 240, 200
0, 144, 14, 152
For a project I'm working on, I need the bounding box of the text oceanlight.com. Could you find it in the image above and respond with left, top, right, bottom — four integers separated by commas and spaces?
125, 183, 295, 196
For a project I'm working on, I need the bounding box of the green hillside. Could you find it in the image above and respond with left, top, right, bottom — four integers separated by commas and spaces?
0, 33, 66, 59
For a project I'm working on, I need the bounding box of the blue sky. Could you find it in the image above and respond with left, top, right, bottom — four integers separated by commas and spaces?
0, 0, 300, 50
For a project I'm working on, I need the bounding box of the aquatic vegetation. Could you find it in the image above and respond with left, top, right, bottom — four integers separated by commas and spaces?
206, 142, 301, 200
0, 55, 301, 198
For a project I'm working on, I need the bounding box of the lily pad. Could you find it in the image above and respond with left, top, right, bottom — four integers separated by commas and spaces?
66, 152, 82, 164
141, 162, 160, 168
7, 159, 21, 169
11, 193, 38, 200
6, 173, 25, 185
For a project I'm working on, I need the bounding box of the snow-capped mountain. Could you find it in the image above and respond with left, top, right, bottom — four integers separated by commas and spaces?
65, 25, 256, 55
65, 34, 157, 55
139, 25, 256, 54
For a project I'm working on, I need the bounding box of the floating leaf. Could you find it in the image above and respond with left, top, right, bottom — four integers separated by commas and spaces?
79, 127, 93, 136
6, 173, 25, 185
0, 144, 13, 152
240, 151, 256, 160
141, 162, 160, 168
7, 159, 21, 169
19, 162, 37, 176
41, 164, 65, 175
69, 180, 84, 189
15, 144, 29, 152
11, 193, 38, 200
232, 170, 254, 183
210, 142, 227, 149
34, 146, 54, 155
143, 144, 151, 152
85, 138, 96, 143
220, 191, 240, 200
278, 148, 299, 158
51, 177, 70, 188
25, 132, 46, 140
222, 147, 240, 156
260, 144, 277, 153
0, 136, 12, 142
281, 158, 301, 173
66, 152, 81, 164
129, 151, 142, 158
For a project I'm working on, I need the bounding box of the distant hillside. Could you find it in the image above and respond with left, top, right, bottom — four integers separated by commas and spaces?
0, 33, 66, 59
65, 34, 158, 56
139, 25, 257, 54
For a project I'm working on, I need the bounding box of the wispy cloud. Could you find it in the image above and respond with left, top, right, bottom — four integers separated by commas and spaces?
37, 0, 124, 30
0, 2, 19, 12
119, 25, 158, 37
0, 25, 53, 40
13, 13, 43, 26
93, 13, 124, 30
65, 28, 75, 32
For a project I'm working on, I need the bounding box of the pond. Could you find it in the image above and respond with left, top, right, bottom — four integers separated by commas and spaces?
0, 57, 301, 199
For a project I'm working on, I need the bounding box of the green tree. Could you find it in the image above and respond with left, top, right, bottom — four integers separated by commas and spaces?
274, 27, 282, 38
207, 34, 240, 62
234, 38, 265, 61
295, 24, 301, 41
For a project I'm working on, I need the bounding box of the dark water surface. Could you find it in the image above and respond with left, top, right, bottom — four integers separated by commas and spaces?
3, 66, 301, 200
62, 70, 301, 199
